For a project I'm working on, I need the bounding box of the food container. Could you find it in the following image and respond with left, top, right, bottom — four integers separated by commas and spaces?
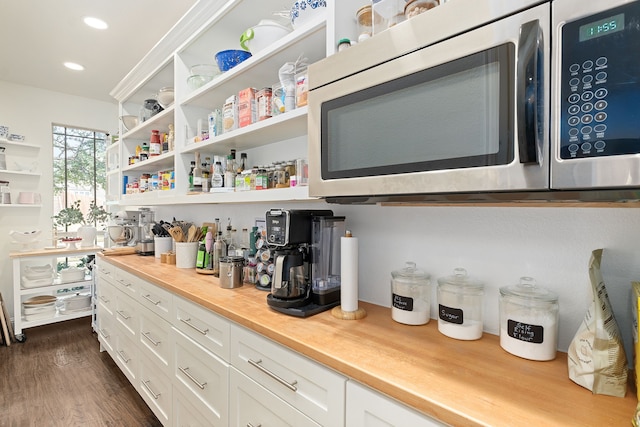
404, 0, 439, 19
240, 19, 292, 54
156, 87, 174, 109
295, 69, 308, 107
391, 261, 431, 325
256, 87, 273, 121
60, 293, 91, 312
219, 256, 245, 288
356, 5, 374, 42
58, 266, 86, 283
437, 268, 484, 340
371, 0, 406, 34
499, 277, 559, 361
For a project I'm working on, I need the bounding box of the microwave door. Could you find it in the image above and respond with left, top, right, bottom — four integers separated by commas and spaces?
551, 0, 640, 190
308, 3, 550, 199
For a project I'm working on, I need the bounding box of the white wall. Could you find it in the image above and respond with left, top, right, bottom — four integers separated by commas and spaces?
0, 80, 117, 317
153, 200, 640, 360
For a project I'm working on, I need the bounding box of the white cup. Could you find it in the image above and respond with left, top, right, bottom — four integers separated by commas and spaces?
175, 241, 199, 268
154, 236, 173, 259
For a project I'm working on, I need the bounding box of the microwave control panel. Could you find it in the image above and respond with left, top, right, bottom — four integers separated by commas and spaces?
559, 2, 640, 159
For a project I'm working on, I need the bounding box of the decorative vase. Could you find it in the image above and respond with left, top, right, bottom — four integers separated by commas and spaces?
77, 225, 97, 247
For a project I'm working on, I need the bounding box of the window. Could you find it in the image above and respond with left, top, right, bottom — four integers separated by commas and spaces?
52, 125, 107, 235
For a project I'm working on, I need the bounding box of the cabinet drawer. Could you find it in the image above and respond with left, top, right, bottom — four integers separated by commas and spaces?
96, 278, 115, 316
138, 352, 172, 427
172, 328, 229, 427
113, 267, 138, 299
173, 295, 230, 361
230, 367, 321, 427
115, 330, 139, 385
139, 304, 172, 373
96, 307, 115, 356
96, 260, 115, 278
346, 381, 448, 427
174, 387, 222, 427
114, 290, 138, 338
230, 324, 346, 427
137, 279, 172, 322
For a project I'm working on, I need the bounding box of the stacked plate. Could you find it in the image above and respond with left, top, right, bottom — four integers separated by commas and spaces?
23, 295, 57, 321
22, 264, 54, 289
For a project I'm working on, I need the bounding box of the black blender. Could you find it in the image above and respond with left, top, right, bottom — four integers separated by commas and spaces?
265, 209, 345, 317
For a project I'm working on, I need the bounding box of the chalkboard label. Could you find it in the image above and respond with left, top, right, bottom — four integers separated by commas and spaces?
392, 294, 414, 311
439, 304, 463, 324
507, 319, 544, 343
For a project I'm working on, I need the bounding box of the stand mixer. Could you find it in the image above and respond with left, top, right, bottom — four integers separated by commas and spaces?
107, 211, 138, 247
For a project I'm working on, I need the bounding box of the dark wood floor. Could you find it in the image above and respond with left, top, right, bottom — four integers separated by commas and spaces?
0, 317, 161, 427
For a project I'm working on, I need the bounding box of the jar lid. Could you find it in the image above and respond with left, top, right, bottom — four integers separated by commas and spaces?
391, 261, 430, 281
437, 267, 484, 291
499, 277, 558, 302
338, 38, 351, 44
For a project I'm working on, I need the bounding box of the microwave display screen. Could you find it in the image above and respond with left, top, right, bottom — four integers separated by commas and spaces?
579, 13, 624, 42
321, 44, 513, 179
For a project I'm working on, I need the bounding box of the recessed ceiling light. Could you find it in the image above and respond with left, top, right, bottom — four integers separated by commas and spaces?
83, 16, 108, 30
64, 62, 85, 71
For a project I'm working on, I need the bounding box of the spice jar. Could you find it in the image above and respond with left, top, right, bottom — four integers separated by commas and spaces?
437, 268, 484, 340
391, 261, 431, 325
356, 5, 375, 42
404, 0, 439, 19
499, 277, 559, 361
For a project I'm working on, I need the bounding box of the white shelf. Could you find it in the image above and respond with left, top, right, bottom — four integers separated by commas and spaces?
123, 150, 175, 173
20, 278, 92, 296
120, 185, 316, 206
0, 138, 40, 149
0, 169, 41, 176
122, 105, 175, 140
181, 107, 308, 154
20, 309, 91, 329
0, 204, 43, 208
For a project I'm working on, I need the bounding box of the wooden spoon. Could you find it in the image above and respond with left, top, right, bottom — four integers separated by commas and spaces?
187, 225, 197, 242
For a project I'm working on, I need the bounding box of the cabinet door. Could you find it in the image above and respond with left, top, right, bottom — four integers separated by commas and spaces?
171, 327, 229, 427
173, 388, 213, 427
113, 267, 139, 299
173, 295, 230, 361
230, 367, 321, 427
114, 288, 139, 338
96, 305, 116, 356
96, 277, 115, 316
346, 381, 448, 427
138, 304, 172, 373
138, 352, 172, 427
230, 324, 346, 427
114, 329, 139, 385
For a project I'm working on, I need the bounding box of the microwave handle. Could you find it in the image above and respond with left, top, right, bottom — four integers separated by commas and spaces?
517, 20, 544, 164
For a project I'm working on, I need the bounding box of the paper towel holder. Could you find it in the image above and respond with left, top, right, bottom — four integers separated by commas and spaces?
331, 230, 367, 320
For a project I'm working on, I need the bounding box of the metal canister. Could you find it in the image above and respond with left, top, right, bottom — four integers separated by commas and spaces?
219, 256, 245, 288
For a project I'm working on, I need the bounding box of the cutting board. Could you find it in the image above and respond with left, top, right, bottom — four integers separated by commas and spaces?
102, 247, 137, 256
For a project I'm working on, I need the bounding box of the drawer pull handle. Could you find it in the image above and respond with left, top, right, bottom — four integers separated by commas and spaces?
142, 331, 160, 346
142, 380, 161, 399
99, 295, 109, 303
99, 328, 109, 339
180, 317, 208, 335
142, 294, 161, 305
178, 366, 207, 390
116, 310, 131, 320
247, 424, 262, 427
248, 358, 298, 392
117, 350, 130, 363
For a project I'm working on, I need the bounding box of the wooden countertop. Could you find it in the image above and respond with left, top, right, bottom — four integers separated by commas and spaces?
99, 253, 636, 426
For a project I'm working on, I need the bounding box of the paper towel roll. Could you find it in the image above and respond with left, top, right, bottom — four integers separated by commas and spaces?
341, 232, 359, 312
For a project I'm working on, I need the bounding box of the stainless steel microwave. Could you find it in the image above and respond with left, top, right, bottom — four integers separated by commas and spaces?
308, 0, 640, 203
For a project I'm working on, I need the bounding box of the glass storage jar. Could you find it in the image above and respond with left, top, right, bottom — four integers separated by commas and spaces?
404, 0, 439, 19
499, 277, 559, 361
391, 261, 431, 325
437, 268, 484, 340
372, 0, 406, 34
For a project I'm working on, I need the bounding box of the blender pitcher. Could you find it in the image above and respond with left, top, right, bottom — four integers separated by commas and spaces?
311, 215, 346, 305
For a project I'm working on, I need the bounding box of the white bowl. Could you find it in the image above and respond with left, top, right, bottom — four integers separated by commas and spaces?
10, 229, 41, 243
121, 115, 139, 131
241, 20, 292, 54
290, 0, 327, 29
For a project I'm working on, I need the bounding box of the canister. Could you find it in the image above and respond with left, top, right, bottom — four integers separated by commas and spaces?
499, 277, 559, 361
404, 0, 439, 19
219, 256, 245, 288
437, 268, 484, 340
391, 261, 431, 325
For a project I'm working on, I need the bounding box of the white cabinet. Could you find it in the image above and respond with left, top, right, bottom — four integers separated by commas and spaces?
230, 367, 321, 427
230, 323, 346, 427
111, 0, 363, 207
346, 381, 448, 427
10, 246, 98, 340
139, 352, 173, 426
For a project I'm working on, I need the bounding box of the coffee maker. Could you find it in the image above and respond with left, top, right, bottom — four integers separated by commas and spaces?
265, 209, 345, 317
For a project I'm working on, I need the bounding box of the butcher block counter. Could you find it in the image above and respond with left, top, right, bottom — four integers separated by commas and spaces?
98, 253, 636, 426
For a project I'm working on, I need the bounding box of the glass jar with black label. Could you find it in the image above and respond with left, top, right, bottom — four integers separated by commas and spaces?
437, 268, 484, 340
499, 277, 559, 361
390, 261, 431, 325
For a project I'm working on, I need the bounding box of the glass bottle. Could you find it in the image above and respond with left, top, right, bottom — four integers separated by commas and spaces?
192, 151, 203, 192
212, 161, 224, 188
239, 152, 248, 173
224, 154, 236, 188
201, 165, 210, 193
149, 130, 161, 156
213, 231, 227, 277
188, 161, 196, 191
227, 228, 238, 256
